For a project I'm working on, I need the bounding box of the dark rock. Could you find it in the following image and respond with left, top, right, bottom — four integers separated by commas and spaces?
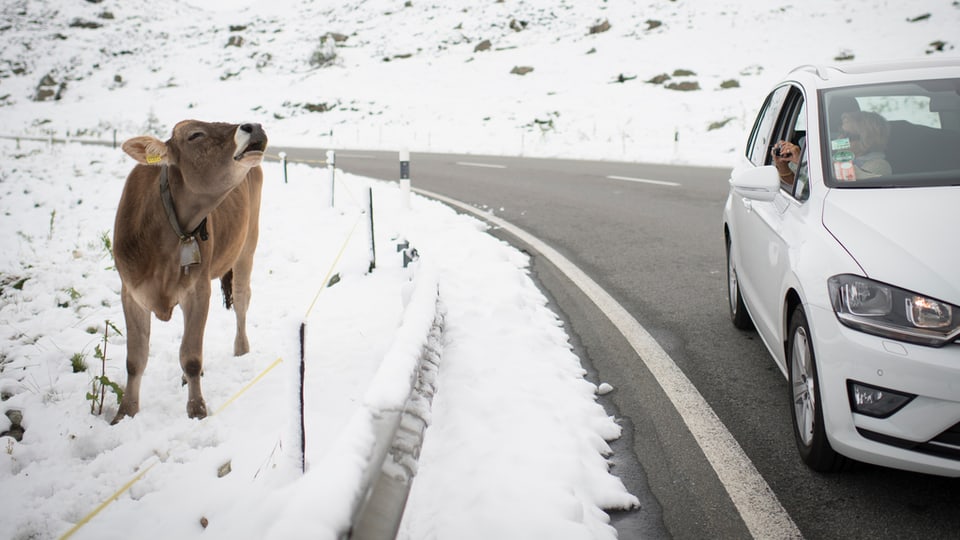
69, 19, 102, 29
666, 81, 700, 91
34, 74, 65, 101
511, 66, 534, 75
589, 20, 611, 34
474, 39, 492, 52
647, 73, 671, 85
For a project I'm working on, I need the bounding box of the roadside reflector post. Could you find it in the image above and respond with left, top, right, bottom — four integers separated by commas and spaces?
399, 149, 411, 210
326, 150, 336, 207
279, 151, 288, 184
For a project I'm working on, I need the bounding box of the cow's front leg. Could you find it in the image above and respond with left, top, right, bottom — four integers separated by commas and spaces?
180, 280, 211, 419
113, 285, 151, 424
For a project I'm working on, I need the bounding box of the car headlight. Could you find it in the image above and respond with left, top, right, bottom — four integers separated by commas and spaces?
828, 275, 960, 347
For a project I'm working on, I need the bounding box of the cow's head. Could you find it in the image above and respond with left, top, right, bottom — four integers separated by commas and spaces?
122, 120, 267, 194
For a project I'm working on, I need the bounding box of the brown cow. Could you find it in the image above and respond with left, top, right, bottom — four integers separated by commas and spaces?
112, 120, 267, 423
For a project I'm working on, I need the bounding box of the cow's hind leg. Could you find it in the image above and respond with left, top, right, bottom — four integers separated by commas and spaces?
180, 281, 211, 419
229, 251, 254, 356
113, 285, 151, 424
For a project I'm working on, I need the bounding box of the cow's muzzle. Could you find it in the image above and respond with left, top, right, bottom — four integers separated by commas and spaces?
233, 123, 267, 163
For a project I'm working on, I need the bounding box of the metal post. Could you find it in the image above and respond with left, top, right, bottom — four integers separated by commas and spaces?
326, 150, 336, 207
367, 187, 376, 273
298, 322, 306, 474
399, 149, 410, 210
279, 151, 288, 184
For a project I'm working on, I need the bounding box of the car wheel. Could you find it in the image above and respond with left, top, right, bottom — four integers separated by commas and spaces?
726, 235, 753, 330
788, 305, 846, 472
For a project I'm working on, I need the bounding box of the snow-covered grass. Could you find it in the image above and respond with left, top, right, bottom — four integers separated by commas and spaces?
0, 139, 635, 539
1, 1, 958, 539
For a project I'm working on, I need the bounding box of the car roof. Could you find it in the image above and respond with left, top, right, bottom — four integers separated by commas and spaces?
786, 57, 960, 88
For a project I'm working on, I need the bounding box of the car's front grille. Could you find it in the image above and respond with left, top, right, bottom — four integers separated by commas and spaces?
858, 423, 960, 462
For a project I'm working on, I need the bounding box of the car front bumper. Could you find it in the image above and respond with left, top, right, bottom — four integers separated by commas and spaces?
807, 303, 960, 477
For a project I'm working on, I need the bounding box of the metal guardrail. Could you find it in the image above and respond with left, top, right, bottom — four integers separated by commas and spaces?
349, 310, 442, 539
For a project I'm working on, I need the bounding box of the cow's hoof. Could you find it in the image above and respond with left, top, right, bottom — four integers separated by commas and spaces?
112, 402, 138, 425
187, 399, 208, 420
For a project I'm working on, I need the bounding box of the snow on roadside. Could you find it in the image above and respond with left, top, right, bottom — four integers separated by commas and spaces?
0, 139, 635, 539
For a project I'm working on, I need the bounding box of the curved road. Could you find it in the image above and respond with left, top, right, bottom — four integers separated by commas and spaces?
274, 147, 960, 539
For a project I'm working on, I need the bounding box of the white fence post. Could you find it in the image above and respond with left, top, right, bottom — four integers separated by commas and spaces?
279, 151, 288, 184
399, 149, 410, 210
326, 149, 336, 207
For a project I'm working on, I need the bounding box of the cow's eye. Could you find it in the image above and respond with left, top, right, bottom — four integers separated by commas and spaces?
188, 131, 205, 141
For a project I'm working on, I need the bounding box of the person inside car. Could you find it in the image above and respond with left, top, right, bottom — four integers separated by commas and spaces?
839, 111, 892, 179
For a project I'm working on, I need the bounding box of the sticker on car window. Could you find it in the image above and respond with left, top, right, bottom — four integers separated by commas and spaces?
832, 149, 857, 181
831, 138, 851, 151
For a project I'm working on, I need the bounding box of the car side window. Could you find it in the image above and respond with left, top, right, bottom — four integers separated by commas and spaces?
770, 87, 812, 200
746, 86, 790, 166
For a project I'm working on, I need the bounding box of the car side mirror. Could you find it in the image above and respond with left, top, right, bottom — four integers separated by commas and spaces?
730, 166, 781, 202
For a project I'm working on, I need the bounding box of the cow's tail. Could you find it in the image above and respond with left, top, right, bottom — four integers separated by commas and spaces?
221, 270, 234, 310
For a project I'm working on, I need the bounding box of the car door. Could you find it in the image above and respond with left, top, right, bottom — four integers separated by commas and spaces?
733, 85, 807, 357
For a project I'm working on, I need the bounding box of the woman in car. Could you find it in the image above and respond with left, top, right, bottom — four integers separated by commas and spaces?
839, 110, 892, 178
773, 110, 892, 184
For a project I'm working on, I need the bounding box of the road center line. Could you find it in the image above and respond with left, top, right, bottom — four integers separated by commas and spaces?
606, 175, 680, 187
414, 186, 801, 540
456, 161, 507, 169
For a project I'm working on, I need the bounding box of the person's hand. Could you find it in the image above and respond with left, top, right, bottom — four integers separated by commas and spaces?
772, 141, 801, 167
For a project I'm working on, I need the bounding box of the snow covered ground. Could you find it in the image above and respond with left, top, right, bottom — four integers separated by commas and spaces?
1, 1, 958, 539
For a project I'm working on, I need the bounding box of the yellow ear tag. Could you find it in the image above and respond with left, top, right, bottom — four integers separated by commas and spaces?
146, 154, 162, 164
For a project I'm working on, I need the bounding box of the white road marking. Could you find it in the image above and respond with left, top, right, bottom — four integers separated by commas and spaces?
456, 161, 507, 169
606, 175, 681, 187
414, 186, 802, 540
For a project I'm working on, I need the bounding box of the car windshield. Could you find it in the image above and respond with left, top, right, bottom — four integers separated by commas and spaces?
819, 77, 960, 188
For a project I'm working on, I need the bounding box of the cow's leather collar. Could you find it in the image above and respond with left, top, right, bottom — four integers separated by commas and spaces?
160, 165, 208, 269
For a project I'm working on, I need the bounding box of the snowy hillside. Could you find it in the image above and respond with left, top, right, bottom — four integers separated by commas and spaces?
1, 1, 959, 539
2, 0, 958, 166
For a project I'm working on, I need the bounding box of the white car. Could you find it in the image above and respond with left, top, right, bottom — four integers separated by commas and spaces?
722, 58, 960, 476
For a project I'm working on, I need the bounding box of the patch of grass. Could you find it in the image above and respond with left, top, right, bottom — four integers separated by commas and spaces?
71, 352, 88, 373
100, 230, 115, 270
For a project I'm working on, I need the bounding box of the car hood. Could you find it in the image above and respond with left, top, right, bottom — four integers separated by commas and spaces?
822, 187, 960, 305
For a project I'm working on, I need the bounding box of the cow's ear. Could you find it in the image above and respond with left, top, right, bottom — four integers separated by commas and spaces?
121, 136, 168, 166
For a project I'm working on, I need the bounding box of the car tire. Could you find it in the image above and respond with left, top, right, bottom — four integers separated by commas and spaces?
726, 235, 753, 330
788, 305, 846, 472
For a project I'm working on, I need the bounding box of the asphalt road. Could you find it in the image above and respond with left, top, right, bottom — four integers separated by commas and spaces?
272, 147, 960, 539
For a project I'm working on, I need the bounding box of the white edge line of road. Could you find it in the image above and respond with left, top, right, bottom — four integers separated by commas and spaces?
606, 175, 681, 187
455, 161, 507, 169
413, 187, 802, 540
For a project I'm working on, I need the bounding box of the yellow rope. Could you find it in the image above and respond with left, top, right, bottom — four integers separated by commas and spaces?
213, 357, 283, 415
58, 356, 283, 540
58, 459, 159, 540
303, 213, 365, 320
